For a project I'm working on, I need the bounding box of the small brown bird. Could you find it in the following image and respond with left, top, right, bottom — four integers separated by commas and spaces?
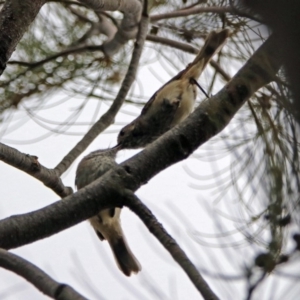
117, 29, 230, 149
75, 147, 141, 276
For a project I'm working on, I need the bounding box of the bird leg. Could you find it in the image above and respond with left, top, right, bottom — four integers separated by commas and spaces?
190, 78, 210, 98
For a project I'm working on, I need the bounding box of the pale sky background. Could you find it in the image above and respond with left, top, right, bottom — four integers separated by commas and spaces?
0, 30, 299, 300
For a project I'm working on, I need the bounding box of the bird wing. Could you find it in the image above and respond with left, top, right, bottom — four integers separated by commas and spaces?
140, 69, 187, 116
141, 29, 229, 116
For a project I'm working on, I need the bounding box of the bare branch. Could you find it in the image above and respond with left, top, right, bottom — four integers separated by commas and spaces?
5, 0, 142, 72
150, 6, 232, 22
124, 191, 219, 300
48, 0, 89, 8
246, 272, 266, 300
0, 248, 88, 300
8, 9, 118, 68
0, 34, 282, 250
8, 32, 229, 89
79, 0, 142, 55
150, 4, 261, 23
0, 143, 72, 198
54, 2, 149, 175
94, 12, 118, 40
67, 7, 117, 44
8, 44, 104, 69
0, 170, 125, 249
146, 34, 199, 53
0, 0, 45, 75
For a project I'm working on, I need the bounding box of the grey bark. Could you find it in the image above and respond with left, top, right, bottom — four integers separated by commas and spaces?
0, 249, 88, 300
79, 0, 142, 55
0, 0, 45, 75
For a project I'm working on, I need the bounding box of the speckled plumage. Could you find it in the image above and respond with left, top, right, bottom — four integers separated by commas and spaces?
75, 148, 141, 276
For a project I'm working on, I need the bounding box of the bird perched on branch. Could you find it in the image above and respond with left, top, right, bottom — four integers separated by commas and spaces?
117, 29, 230, 149
75, 147, 141, 276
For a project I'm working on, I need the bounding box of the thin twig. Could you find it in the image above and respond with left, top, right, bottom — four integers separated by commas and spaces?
124, 191, 219, 300
8, 33, 230, 84
150, 6, 233, 22
177, 0, 208, 11
48, 0, 89, 7
191, 78, 210, 98
8, 44, 104, 69
246, 272, 266, 300
150, 4, 261, 23
146, 34, 231, 81
0, 143, 72, 197
0, 248, 88, 300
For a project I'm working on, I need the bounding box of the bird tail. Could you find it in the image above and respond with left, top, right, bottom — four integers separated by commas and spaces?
182, 29, 230, 80
108, 233, 141, 276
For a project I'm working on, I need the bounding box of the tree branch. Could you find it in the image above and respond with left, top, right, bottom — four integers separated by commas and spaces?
0, 248, 88, 300
240, 0, 300, 123
9, 33, 230, 83
54, 1, 149, 176
48, 0, 89, 8
0, 0, 45, 75
0, 143, 72, 198
79, 0, 142, 56
150, 4, 261, 23
0, 34, 281, 251
8, 44, 104, 69
124, 191, 219, 300
150, 6, 232, 22
120, 34, 281, 188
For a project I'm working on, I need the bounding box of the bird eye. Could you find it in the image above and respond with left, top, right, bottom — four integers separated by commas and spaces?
119, 130, 125, 137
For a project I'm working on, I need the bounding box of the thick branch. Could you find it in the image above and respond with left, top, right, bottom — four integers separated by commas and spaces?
0, 34, 281, 249
0, 170, 125, 249
79, 0, 142, 55
125, 192, 219, 300
0, 249, 87, 300
8, 44, 104, 69
0, 143, 72, 198
54, 2, 149, 175
120, 34, 281, 187
240, 0, 300, 122
0, 0, 45, 75
49, 0, 89, 7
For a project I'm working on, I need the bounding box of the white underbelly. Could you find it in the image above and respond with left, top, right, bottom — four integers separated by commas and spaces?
172, 83, 196, 126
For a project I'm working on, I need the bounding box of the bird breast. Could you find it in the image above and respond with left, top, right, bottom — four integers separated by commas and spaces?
171, 78, 196, 126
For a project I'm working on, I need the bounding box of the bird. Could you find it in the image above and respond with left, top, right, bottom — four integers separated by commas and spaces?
117, 28, 230, 149
75, 147, 141, 276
